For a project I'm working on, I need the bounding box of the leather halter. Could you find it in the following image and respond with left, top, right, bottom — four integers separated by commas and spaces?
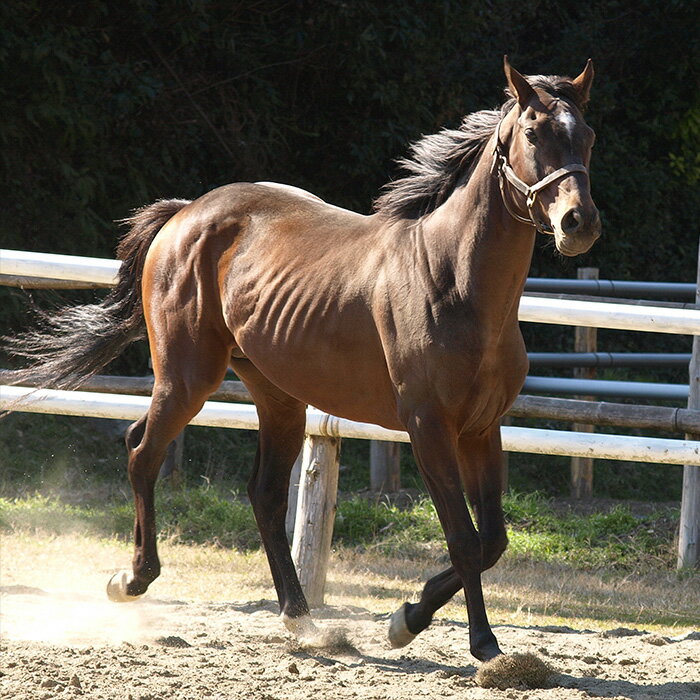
493, 119, 589, 235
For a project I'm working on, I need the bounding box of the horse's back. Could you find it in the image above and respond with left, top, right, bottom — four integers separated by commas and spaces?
143, 181, 371, 281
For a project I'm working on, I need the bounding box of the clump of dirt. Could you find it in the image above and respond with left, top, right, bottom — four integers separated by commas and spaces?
475, 652, 554, 690
287, 625, 359, 655
155, 635, 191, 648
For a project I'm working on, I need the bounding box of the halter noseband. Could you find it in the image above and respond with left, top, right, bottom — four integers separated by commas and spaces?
493, 119, 589, 235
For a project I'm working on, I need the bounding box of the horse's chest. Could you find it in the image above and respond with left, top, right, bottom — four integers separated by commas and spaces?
403, 324, 528, 431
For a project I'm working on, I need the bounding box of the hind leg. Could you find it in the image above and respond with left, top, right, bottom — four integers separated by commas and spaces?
107, 333, 232, 602
231, 359, 316, 636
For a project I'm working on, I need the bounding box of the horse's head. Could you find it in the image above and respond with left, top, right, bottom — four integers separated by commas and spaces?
497, 57, 601, 256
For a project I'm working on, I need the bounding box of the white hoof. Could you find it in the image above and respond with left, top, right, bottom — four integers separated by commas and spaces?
281, 613, 319, 641
388, 604, 417, 648
106, 570, 142, 603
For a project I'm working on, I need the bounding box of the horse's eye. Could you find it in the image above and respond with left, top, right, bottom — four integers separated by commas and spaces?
525, 128, 538, 144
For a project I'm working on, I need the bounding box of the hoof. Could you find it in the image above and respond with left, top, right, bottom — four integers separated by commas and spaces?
106, 570, 143, 603
388, 603, 417, 649
281, 613, 319, 641
471, 641, 504, 662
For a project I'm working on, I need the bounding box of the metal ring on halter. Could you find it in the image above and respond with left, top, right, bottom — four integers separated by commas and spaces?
493, 118, 589, 235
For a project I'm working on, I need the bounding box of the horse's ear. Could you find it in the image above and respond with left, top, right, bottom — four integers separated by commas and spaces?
503, 55, 537, 109
572, 59, 594, 106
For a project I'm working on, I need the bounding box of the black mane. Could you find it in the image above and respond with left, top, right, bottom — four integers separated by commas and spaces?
373, 74, 584, 222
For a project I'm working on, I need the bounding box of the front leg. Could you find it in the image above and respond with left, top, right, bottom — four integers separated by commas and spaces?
460, 427, 509, 572
389, 426, 507, 653
393, 406, 502, 661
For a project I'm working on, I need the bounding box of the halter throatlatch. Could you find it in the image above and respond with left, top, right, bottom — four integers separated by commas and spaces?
493, 120, 589, 235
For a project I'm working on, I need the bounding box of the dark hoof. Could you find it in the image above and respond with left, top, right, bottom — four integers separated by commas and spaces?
471, 641, 503, 662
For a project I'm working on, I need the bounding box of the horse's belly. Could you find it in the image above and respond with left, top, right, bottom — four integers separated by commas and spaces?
246, 346, 402, 430
230, 293, 402, 430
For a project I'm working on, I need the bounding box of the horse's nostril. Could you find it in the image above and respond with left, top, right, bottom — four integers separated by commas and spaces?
562, 209, 583, 235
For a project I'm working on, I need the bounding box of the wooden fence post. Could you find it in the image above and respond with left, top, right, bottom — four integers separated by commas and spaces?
159, 432, 185, 486
571, 267, 598, 499
285, 450, 303, 541
290, 434, 341, 607
370, 441, 401, 493
679, 242, 700, 568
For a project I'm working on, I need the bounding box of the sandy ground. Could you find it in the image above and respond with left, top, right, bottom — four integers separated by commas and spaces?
2, 582, 699, 700
1, 531, 699, 699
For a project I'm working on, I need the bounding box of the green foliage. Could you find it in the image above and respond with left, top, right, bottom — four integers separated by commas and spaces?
0, 493, 133, 537
669, 97, 700, 185
154, 484, 259, 549
2, 0, 699, 499
0, 487, 681, 570
503, 491, 679, 569
334, 496, 442, 550
0, 486, 259, 549
0, 412, 128, 496
334, 491, 679, 570
1, 0, 698, 276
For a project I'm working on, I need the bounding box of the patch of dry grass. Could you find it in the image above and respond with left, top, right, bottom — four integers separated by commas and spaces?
2, 532, 697, 637
325, 546, 699, 634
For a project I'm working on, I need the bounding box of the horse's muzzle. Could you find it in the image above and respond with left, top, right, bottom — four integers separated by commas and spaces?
554, 208, 601, 256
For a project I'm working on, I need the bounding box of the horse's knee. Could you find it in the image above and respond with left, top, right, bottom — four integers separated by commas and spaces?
446, 531, 483, 571
481, 530, 508, 571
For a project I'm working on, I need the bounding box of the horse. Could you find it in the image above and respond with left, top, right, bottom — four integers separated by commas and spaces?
5, 57, 600, 662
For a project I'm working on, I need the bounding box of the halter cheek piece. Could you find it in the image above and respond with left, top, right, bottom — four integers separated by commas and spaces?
493, 119, 589, 235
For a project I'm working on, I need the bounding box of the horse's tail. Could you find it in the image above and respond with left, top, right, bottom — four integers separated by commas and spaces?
4, 198, 191, 390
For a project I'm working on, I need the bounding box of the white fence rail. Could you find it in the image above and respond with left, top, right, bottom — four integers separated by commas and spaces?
3, 385, 700, 466
0, 249, 120, 285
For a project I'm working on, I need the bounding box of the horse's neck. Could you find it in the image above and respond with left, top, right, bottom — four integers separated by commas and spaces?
429, 144, 536, 319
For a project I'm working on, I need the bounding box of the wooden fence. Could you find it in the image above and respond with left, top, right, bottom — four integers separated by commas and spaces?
1, 248, 699, 600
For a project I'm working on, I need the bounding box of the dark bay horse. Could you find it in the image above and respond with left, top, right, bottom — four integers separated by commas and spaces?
6, 58, 599, 661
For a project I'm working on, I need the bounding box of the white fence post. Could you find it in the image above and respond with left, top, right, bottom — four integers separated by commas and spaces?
290, 434, 341, 607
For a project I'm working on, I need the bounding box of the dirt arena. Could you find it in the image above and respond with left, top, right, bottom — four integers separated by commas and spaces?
2, 583, 699, 700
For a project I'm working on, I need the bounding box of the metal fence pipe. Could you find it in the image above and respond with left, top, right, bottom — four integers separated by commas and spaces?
524, 376, 688, 401
527, 352, 692, 368
525, 278, 696, 300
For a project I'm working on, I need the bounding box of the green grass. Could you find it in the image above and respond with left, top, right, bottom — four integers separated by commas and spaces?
336, 491, 681, 571
0, 493, 133, 537
0, 486, 260, 551
504, 491, 680, 570
0, 487, 682, 573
